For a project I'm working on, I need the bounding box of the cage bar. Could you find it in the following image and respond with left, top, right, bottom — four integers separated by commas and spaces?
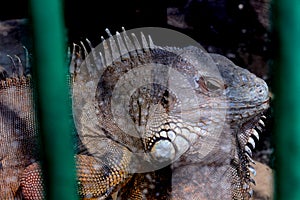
29, 0, 78, 199
274, 0, 300, 199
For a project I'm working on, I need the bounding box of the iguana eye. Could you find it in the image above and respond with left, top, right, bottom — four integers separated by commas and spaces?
198, 77, 224, 92
205, 79, 223, 91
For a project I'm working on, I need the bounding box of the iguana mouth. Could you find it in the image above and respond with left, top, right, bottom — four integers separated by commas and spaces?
228, 98, 269, 122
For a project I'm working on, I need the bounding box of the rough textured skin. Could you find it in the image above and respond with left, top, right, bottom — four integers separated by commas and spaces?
0, 27, 269, 199
0, 70, 38, 199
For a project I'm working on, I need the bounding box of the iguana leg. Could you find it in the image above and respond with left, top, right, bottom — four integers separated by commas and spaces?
20, 154, 132, 200
20, 162, 43, 199
117, 166, 172, 200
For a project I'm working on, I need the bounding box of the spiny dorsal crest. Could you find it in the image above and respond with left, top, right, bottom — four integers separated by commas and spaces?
1, 47, 31, 88
69, 27, 158, 78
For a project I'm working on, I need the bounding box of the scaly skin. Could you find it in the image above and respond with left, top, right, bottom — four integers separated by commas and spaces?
0, 27, 269, 199
0, 73, 38, 200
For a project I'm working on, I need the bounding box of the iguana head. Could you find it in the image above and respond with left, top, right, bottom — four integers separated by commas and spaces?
211, 53, 269, 198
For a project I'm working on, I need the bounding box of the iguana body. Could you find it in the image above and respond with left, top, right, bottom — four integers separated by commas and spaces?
0, 27, 269, 199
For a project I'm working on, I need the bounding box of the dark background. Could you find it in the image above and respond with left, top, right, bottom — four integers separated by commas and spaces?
0, 0, 272, 75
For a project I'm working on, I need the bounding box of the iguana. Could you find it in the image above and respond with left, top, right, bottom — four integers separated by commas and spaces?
0, 27, 269, 199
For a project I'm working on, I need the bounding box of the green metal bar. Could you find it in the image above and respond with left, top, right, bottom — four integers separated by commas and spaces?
29, 0, 78, 199
274, 0, 300, 199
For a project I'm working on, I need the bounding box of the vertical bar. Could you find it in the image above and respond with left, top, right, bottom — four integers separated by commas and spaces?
274, 0, 300, 199
29, 0, 78, 199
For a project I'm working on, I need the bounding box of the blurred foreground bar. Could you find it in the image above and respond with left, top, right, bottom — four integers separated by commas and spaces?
29, 0, 78, 199
274, 0, 300, 199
